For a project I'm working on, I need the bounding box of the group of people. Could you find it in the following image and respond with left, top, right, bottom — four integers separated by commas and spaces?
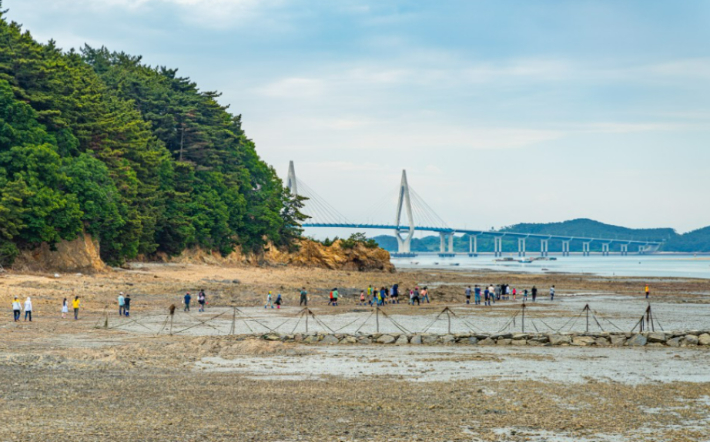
183, 290, 207, 312
464, 284, 556, 305
356, 284, 431, 307
265, 291, 283, 309
11, 296, 82, 322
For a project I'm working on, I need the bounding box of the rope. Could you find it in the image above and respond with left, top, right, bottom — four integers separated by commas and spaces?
353, 311, 375, 334
496, 310, 520, 333
171, 311, 227, 334
591, 309, 624, 332
379, 309, 410, 334
290, 312, 305, 334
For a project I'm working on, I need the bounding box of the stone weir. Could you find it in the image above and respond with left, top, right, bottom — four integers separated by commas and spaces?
257, 331, 710, 347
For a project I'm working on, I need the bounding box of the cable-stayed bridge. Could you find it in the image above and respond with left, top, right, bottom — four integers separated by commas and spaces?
286, 161, 663, 257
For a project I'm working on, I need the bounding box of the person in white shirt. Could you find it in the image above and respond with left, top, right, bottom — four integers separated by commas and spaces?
118, 292, 125, 316
12, 297, 21, 322
24, 297, 33, 322
61, 298, 68, 319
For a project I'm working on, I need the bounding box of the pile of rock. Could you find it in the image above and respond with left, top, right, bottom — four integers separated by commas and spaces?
259, 330, 710, 348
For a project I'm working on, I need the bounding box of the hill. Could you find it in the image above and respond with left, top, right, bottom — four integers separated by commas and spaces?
0, 7, 306, 266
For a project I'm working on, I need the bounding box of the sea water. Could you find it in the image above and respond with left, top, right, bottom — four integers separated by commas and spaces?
391, 254, 710, 279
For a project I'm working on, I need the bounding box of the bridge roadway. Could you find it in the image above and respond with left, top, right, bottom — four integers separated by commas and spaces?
302, 223, 663, 257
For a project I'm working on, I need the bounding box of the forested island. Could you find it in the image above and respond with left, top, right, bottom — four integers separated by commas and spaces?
372, 219, 710, 253
0, 7, 308, 267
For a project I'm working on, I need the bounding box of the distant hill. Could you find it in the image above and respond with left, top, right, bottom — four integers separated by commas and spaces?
372, 218, 710, 253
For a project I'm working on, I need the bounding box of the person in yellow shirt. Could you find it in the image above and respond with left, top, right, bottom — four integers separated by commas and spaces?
72, 296, 81, 320
644, 285, 650, 299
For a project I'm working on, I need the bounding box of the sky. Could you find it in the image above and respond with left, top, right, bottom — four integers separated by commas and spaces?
6, 0, 710, 235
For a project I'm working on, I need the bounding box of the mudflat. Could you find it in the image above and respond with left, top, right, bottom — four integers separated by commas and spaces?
2, 263, 709, 441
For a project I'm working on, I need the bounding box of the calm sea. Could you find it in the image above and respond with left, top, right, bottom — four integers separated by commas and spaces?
391, 254, 710, 279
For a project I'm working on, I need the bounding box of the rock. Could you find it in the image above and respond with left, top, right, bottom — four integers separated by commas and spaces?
395, 335, 409, 345
263, 333, 281, 341
321, 335, 340, 345
478, 337, 496, 346
467, 337, 479, 345
512, 333, 528, 340
496, 338, 512, 345
549, 335, 572, 345
357, 337, 372, 345
304, 335, 319, 344
492, 333, 513, 340
526, 340, 545, 347
698, 334, 710, 346
667, 337, 682, 347
410, 335, 423, 345
441, 335, 455, 345
377, 335, 396, 344
529, 336, 549, 344
647, 332, 667, 343
627, 334, 647, 347
610, 335, 627, 346
595, 337, 609, 346
422, 335, 439, 345
571, 336, 596, 346
341, 336, 357, 344
511, 339, 527, 346
684, 335, 699, 346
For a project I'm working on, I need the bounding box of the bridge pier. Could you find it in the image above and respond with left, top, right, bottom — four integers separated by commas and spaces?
468, 235, 478, 257
601, 243, 610, 256
494, 237, 503, 257
583, 242, 591, 257
518, 238, 526, 257
540, 239, 549, 257
638, 245, 645, 255
562, 240, 570, 257
621, 244, 628, 256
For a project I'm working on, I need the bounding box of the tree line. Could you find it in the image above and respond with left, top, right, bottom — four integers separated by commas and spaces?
0, 6, 307, 266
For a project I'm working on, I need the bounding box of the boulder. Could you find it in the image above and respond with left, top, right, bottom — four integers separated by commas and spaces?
263, 333, 281, 341
684, 335, 699, 346
527, 340, 545, 347
571, 336, 596, 346
496, 338, 512, 345
529, 336, 550, 344
441, 335, 456, 345
595, 337, 610, 346
422, 335, 440, 345
410, 335, 423, 345
667, 337, 682, 347
647, 332, 667, 344
304, 335, 320, 344
511, 339, 527, 346
467, 337, 479, 345
321, 334, 340, 345
549, 335, 572, 345
478, 337, 496, 346
357, 337, 372, 345
698, 334, 710, 346
610, 335, 627, 346
341, 336, 357, 344
512, 333, 528, 340
377, 335, 396, 344
627, 334, 647, 347
395, 335, 409, 345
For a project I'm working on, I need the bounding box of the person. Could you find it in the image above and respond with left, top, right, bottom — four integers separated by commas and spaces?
367, 285, 373, 298
421, 287, 430, 304
506, 285, 511, 300
484, 287, 490, 306
198, 291, 206, 312
124, 294, 131, 316
24, 297, 32, 322
412, 287, 421, 306
474, 285, 481, 305
118, 292, 125, 316
265, 291, 274, 309
512, 287, 517, 301
465, 286, 472, 304
359, 290, 366, 305
392, 283, 399, 304
61, 298, 68, 319
328, 289, 334, 306
489, 285, 496, 305
408, 288, 414, 305
550, 285, 555, 301
183, 292, 191, 312
531, 286, 537, 302
72, 296, 80, 320
275, 293, 282, 309
299, 287, 308, 306
12, 296, 21, 322
332, 288, 339, 306
523, 289, 528, 302
645, 284, 650, 299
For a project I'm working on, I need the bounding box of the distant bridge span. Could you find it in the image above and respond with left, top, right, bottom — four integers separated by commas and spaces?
288, 162, 663, 257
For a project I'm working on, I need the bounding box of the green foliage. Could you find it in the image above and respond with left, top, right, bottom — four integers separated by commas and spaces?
0, 10, 305, 265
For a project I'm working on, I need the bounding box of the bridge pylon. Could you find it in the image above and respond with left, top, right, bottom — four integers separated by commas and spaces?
287, 161, 298, 196
394, 170, 415, 253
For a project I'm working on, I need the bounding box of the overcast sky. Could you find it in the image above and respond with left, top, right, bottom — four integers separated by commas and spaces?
7, 0, 710, 234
